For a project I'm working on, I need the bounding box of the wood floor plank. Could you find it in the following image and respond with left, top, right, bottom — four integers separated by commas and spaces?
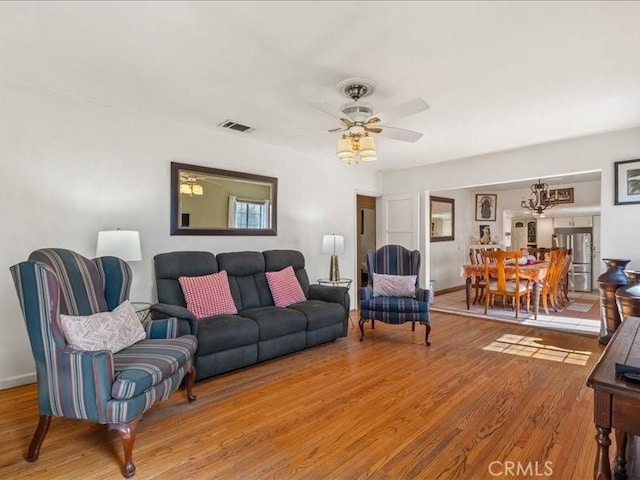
0, 313, 609, 479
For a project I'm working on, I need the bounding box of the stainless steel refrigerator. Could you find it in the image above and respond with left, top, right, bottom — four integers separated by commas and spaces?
553, 229, 593, 292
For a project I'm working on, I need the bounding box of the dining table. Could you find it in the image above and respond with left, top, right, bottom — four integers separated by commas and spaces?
461, 261, 549, 320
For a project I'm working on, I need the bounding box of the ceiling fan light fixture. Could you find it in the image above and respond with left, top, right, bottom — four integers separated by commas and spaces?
340, 154, 357, 165
337, 136, 353, 158
359, 135, 376, 156
191, 184, 204, 196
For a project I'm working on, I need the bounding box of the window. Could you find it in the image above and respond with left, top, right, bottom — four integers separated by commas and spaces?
235, 200, 267, 229
228, 196, 270, 229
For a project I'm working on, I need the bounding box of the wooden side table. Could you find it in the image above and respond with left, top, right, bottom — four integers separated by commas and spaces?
317, 278, 353, 289
131, 301, 152, 325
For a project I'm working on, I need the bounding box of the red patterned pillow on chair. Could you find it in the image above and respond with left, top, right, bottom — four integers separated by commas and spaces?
178, 270, 238, 319
265, 266, 307, 307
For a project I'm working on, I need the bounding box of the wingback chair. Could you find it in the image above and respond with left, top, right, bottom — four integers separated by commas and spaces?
359, 245, 431, 345
10, 249, 198, 478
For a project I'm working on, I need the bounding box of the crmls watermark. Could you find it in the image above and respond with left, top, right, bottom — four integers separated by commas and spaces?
488, 461, 554, 477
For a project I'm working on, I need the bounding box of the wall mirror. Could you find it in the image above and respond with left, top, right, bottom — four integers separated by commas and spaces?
430, 196, 455, 242
171, 162, 277, 236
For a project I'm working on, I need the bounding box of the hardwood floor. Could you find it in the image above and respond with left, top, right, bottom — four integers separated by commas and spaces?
0, 312, 608, 479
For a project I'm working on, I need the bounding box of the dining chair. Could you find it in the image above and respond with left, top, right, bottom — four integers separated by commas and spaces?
558, 248, 573, 306
482, 250, 531, 319
527, 247, 549, 262
539, 249, 565, 314
469, 246, 498, 304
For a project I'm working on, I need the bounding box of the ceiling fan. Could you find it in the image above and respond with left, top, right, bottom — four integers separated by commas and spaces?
310, 77, 429, 163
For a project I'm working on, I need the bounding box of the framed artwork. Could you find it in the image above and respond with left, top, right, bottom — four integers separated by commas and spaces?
615, 159, 640, 205
479, 225, 491, 244
475, 194, 497, 221
546, 187, 574, 204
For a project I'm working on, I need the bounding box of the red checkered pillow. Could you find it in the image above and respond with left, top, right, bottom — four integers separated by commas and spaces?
178, 270, 238, 319
265, 266, 307, 307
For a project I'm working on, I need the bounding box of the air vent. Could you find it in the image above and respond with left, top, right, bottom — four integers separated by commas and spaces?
218, 120, 255, 133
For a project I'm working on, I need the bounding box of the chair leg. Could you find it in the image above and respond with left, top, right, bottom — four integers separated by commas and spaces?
108, 417, 142, 478
411, 320, 415, 331
186, 366, 197, 402
27, 414, 51, 462
424, 323, 431, 346
359, 318, 366, 341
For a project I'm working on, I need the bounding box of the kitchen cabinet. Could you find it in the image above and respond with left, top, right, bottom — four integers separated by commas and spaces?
554, 216, 592, 228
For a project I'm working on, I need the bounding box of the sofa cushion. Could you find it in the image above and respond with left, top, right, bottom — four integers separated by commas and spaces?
218, 252, 271, 310
288, 300, 346, 330
111, 335, 197, 400
196, 314, 260, 355
178, 270, 238, 319
240, 306, 307, 340
60, 300, 146, 354
266, 266, 307, 307
361, 296, 429, 314
264, 250, 311, 296
154, 251, 218, 307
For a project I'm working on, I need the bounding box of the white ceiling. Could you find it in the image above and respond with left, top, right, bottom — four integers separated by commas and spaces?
1, 2, 640, 171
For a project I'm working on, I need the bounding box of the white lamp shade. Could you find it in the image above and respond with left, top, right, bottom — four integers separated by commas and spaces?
336, 137, 353, 158
96, 230, 142, 261
340, 154, 356, 164
191, 184, 204, 195
359, 136, 376, 156
322, 234, 345, 255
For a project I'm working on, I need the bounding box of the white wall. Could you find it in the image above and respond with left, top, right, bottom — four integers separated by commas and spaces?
384, 126, 640, 283
429, 189, 473, 290
0, 80, 380, 389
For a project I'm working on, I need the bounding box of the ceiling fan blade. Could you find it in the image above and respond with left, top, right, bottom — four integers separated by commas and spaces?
328, 126, 348, 133
309, 101, 354, 125
367, 98, 429, 125
376, 125, 424, 142
364, 126, 383, 134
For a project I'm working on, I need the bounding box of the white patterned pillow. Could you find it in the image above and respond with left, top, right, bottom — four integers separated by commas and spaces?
60, 300, 147, 353
372, 273, 417, 298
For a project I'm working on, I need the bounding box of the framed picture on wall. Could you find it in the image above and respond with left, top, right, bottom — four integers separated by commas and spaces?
615, 159, 640, 205
479, 225, 491, 244
475, 194, 497, 221
546, 187, 574, 204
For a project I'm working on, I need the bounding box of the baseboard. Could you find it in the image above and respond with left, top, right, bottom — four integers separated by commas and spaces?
435, 285, 466, 296
0, 372, 36, 390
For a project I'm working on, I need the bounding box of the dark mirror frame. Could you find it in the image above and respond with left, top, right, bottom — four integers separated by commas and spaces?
170, 162, 278, 236
430, 195, 455, 242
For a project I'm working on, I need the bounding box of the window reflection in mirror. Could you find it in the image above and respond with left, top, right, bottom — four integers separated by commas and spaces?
171, 162, 277, 235
430, 196, 455, 242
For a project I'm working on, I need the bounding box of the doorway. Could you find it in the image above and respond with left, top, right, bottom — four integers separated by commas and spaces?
357, 195, 376, 289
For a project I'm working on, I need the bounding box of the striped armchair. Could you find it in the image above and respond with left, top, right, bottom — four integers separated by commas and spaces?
359, 245, 431, 345
10, 249, 198, 478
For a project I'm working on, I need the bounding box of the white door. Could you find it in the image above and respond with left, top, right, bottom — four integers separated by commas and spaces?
376, 192, 425, 285
377, 193, 420, 249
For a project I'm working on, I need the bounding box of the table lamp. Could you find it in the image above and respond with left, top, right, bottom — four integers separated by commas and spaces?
96, 230, 142, 261
322, 234, 344, 281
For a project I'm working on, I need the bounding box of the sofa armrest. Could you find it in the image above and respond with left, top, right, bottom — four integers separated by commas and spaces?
145, 317, 179, 339
151, 303, 197, 336
61, 348, 115, 421
308, 284, 350, 313
360, 286, 373, 302
416, 287, 430, 304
